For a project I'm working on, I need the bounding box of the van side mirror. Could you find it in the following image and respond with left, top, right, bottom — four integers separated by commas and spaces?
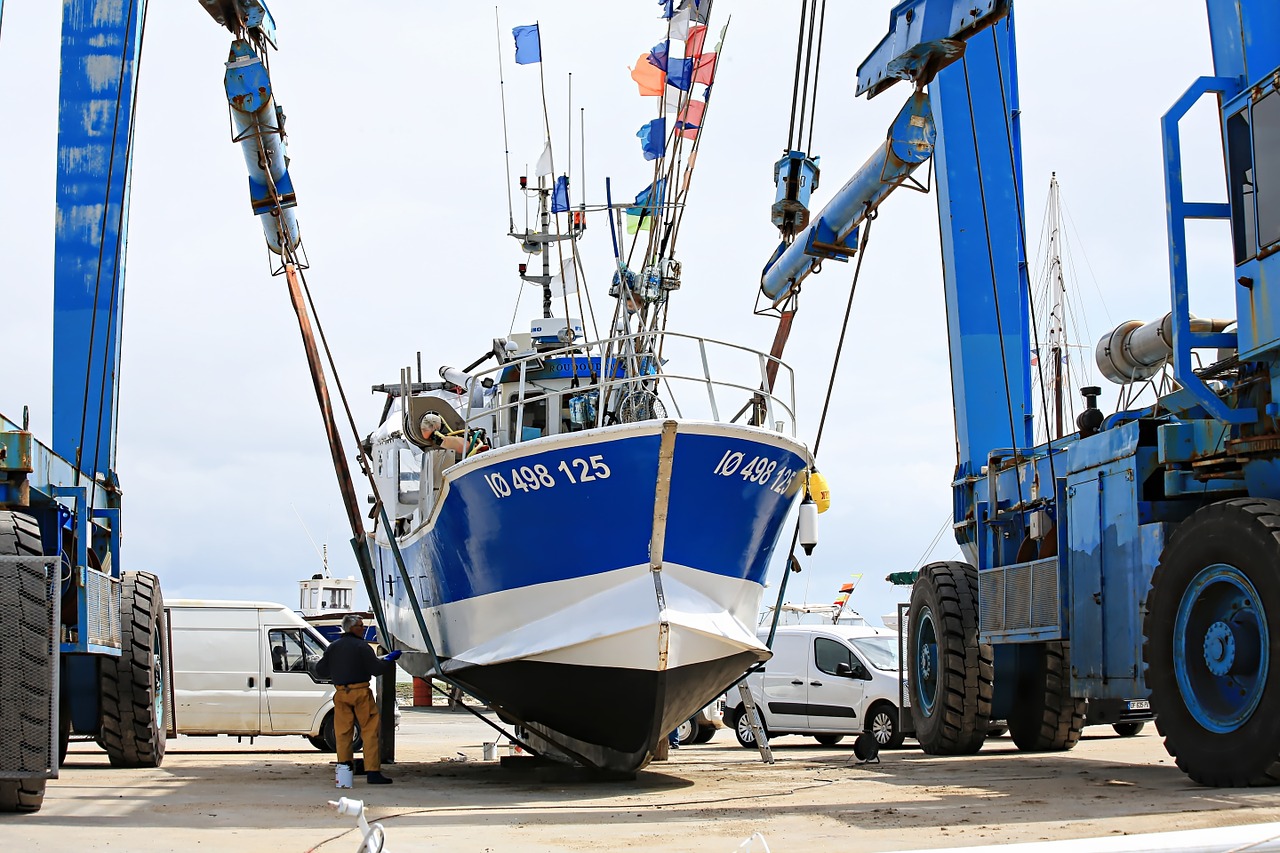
836, 661, 871, 680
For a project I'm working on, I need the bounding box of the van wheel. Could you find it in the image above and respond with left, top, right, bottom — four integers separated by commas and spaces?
814, 734, 844, 746
692, 724, 716, 744
1113, 721, 1145, 737
868, 702, 905, 749
675, 718, 696, 745
313, 710, 363, 753
733, 706, 767, 748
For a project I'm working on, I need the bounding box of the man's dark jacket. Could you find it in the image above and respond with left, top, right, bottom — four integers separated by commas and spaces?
316, 632, 394, 686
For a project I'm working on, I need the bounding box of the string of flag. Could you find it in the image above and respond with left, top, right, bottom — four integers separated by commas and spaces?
626, 0, 724, 236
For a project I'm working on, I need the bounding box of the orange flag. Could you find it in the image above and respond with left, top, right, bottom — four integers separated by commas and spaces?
630, 55, 665, 96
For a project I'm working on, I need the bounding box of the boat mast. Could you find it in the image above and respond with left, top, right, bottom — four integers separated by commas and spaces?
1046, 173, 1067, 439
540, 180, 552, 318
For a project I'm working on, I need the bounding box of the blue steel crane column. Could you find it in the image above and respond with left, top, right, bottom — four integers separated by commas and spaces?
0, 0, 151, 814
0, 0, 291, 814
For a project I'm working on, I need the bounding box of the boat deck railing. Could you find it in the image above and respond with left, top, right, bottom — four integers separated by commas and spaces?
460, 330, 799, 439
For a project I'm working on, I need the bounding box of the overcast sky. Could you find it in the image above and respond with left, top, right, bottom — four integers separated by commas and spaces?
0, 1, 1230, 623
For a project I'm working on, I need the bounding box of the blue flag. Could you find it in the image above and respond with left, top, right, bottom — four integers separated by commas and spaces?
552, 175, 570, 213
513, 24, 541, 65
667, 57, 695, 91
626, 179, 667, 216
646, 40, 669, 72
636, 118, 666, 161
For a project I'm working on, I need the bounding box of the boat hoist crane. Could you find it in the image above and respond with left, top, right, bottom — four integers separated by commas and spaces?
0, 0, 401, 813
758, 0, 1280, 787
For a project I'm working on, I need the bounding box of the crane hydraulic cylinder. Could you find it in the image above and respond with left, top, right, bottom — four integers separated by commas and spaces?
761, 91, 934, 305
224, 39, 300, 253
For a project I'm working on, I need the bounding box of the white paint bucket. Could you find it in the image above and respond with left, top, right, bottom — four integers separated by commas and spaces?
335, 763, 354, 788
482, 742, 497, 761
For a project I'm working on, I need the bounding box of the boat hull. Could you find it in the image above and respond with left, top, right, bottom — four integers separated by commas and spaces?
371, 419, 810, 772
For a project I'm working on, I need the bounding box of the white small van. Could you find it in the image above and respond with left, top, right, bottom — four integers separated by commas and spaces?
166, 600, 356, 751
727, 624, 905, 749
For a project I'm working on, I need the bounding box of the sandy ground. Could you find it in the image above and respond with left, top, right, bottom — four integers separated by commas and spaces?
5, 707, 1280, 852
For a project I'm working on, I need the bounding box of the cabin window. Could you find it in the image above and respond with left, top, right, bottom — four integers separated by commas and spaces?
1254, 90, 1280, 252
1227, 107, 1256, 263
814, 637, 854, 676
269, 628, 325, 674
507, 393, 548, 443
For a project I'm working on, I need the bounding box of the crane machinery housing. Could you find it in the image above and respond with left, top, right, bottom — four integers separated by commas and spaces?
759, 0, 1280, 786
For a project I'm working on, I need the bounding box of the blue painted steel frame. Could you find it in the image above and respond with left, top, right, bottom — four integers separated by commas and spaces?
930, 13, 1032, 484
52, 0, 147, 479
1161, 75, 1251, 424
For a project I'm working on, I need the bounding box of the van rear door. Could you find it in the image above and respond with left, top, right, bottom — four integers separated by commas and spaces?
262, 618, 333, 734
169, 606, 264, 734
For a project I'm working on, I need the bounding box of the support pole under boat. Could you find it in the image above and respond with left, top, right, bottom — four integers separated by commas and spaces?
281, 260, 397, 763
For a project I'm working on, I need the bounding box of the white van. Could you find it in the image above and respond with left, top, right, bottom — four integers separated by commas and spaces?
166, 600, 354, 751
727, 624, 905, 749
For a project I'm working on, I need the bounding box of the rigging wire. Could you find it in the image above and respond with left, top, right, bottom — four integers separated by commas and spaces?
805, 0, 827, 155
76, 0, 143, 505
986, 24, 1061, 496
794, 0, 819, 154
493, 7, 516, 234
958, 44, 1026, 509
912, 512, 955, 570
93, 1, 152, 497
785, 1, 809, 151
765, 208, 875, 649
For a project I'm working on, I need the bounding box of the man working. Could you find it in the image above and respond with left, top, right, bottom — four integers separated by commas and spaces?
316, 614, 401, 785
420, 412, 488, 455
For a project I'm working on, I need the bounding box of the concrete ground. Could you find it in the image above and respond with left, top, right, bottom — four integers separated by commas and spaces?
5, 707, 1280, 852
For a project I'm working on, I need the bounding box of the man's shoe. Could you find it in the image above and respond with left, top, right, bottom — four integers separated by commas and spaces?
668, 742, 680, 750
366, 771, 393, 785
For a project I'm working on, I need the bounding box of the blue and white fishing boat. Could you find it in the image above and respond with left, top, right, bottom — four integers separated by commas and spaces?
363, 7, 815, 773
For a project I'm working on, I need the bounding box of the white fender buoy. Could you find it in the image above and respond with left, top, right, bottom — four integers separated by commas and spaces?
799, 496, 819, 555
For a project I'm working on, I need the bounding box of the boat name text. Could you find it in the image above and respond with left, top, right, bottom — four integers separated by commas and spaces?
481, 455, 612, 498
712, 450, 799, 495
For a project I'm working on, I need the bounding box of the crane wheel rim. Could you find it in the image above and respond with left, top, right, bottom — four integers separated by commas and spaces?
1173, 562, 1269, 733
152, 623, 165, 727
914, 607, 939, 716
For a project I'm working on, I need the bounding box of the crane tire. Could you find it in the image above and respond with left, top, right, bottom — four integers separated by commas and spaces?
1007, 641, 1085, 752
0, 511, 49, 813
908, 561, 993, 755
1145, 498, 1280, 786
100, 571, 168, 768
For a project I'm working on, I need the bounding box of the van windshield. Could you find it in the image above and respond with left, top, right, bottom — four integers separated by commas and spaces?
851, 637, 899, 671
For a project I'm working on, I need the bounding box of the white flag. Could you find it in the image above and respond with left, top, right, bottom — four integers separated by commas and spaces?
670, 6, 691, 40
553, 261, 578, 297
535, 141, 553, 177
